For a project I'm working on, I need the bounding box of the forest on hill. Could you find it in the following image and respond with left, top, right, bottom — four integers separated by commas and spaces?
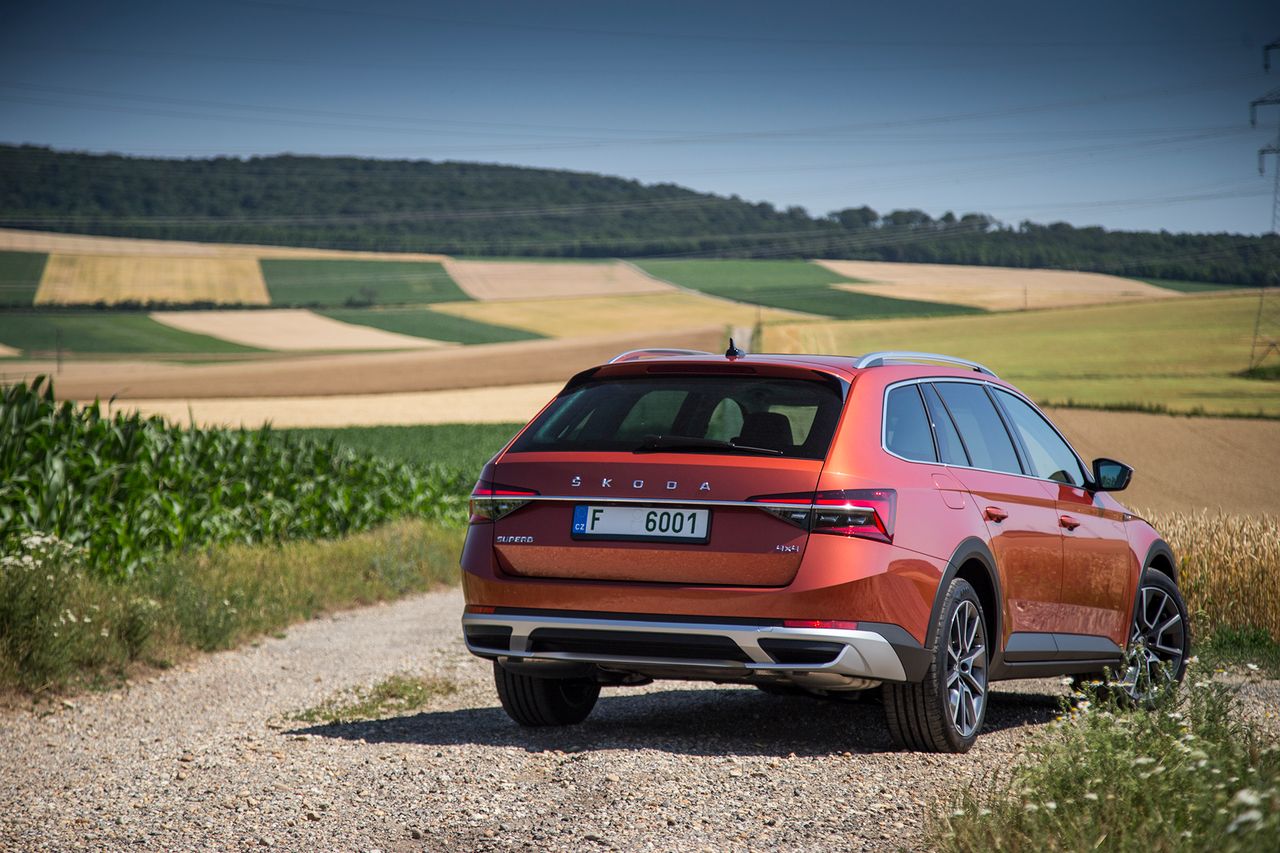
1, 145, 1276, 285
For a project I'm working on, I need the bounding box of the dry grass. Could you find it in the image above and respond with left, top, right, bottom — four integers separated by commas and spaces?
443, 259, 673, 300
813, 259, 1176, 311
0, 228, 446, 261
1144, 510, 1280, 642
431, 292, 803, 337
108, 382, 563, 428
150, 309, 449, 351
35, 255, 269, 305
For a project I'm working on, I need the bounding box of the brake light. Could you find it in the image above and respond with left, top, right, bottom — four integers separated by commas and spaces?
748, 489, 896, 543
783, 619, 858, 630
469, 481, 539, 523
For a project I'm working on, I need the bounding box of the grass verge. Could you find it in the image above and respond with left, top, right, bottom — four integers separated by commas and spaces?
932, 675, 1280, 852
0, 520, 465, 694
291, 672, 457, 724
276, 422, 523, 471
319, 306, 543, 345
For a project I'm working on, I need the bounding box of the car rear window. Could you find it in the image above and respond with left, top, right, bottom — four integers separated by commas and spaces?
508, 375, 845, 459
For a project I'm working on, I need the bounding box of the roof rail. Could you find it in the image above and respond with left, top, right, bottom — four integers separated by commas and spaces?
609, 348, 713, 364
853, 351, 996, 377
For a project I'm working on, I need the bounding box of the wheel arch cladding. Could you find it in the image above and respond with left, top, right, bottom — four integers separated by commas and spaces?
927, 537, 1002, 655
1144, 539, 1178, 585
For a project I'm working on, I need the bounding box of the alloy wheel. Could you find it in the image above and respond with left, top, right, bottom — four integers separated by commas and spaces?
1119, 583, 1186, 702
946, 599, 987, 738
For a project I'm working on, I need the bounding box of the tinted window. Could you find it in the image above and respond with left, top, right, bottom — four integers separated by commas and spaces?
994, 390, 1088, 486
921, 383, 970, 466
509, 375, 844, 460
935, 382, 1022, 475
884, 385, 936, 462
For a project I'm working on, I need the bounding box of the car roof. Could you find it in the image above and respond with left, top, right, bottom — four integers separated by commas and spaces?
601, 350, 1001, 384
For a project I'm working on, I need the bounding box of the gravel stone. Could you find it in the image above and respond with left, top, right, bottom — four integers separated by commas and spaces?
2, 587, 1275, 851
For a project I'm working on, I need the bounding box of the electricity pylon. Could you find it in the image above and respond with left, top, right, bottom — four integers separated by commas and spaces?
1248, 40, 1280, 370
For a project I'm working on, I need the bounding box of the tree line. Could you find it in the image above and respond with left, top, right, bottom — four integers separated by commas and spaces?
1, 145, 1275, 285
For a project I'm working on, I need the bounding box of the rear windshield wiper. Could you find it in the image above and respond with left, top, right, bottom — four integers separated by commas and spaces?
633, 435, 783, 456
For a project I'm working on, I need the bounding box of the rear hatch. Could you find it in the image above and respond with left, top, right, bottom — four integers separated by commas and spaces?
485, 364, 848, 586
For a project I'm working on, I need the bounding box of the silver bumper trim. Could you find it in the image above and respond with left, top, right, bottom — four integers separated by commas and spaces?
461, 612, 908, 682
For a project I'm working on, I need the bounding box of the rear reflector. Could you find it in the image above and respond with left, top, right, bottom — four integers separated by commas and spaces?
469, 481, 539, 523
747, 489, 896, 543
783, 619, 858, 630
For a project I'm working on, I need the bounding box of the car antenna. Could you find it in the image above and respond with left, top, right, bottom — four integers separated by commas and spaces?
725, 338, 745, 359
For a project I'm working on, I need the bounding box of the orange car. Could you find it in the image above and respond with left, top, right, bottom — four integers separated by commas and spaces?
461, 347, 1189, 752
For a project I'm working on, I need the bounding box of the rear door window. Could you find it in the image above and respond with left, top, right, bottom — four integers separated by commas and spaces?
509, 374, 845, 460
993, 390, 1089, 486
934, 382, 1023, 475
884, 385, 936, 462
921, 383, 970, 466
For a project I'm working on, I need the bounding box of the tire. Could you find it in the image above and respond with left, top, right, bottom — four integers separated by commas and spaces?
493, 661, 600, 727
1110, 569, 1190, 704
883, 578, 988, 753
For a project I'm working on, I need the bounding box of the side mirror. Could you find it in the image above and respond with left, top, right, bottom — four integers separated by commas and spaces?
1091, 458, 1133, 492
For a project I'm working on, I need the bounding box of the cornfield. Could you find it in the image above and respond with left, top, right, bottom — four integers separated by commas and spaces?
0, 378, 469, 579
1145, 510, 1280, 642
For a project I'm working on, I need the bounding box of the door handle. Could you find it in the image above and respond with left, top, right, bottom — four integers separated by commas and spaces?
984, 506, 1009, 523
1059, 515, 1081, 531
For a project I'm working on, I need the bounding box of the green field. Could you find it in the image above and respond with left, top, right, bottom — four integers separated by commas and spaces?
260, 259, 468, 307
776, 292, 1280, 417
0, 312, 262, 355
1139, 278, 1251, 293
0, 251, 47, 307
277, 423, 524, 472
633, 258, 982, 319
320, 307, 543, 345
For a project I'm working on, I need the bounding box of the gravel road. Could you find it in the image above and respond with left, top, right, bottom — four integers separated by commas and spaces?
2, 588, 1274, 852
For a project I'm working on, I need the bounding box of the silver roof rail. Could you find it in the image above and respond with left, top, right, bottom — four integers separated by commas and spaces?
853, 351, 996, 377
609, 348, 713, 364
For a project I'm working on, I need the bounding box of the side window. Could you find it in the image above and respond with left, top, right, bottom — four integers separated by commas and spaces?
934, 382, 1022, 475
884, 385, 937, 462
921, 383, 970, 466
994, 390, 1088, 486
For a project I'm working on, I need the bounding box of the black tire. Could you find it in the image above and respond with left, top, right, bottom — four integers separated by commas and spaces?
883, 578, 988, 753
1100, 568, 1190, 705
493, 661, 600, 727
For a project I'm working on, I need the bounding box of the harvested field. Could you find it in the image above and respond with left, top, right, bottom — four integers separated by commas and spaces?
430, 292, 803, 338
0, 343, 18, 357
443, 259, 674, 301
1046, 407, 1280, 516
0, 228, 447, 261
114, 382, 563, 428
150, 309, 449, 351
813, 259, 1174, 311
13, 326, 725, 399
35, 255, 269, 305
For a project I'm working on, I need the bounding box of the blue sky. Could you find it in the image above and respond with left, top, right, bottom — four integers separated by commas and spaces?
2, 1, 1279, 234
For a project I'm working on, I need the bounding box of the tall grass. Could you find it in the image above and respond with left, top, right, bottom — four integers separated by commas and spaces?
1147, 510, 1280, 643
0, 378, 469, 579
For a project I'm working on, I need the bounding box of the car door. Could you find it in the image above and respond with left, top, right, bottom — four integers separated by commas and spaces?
991, 389, 1132, 647
927, 381, 1064, 645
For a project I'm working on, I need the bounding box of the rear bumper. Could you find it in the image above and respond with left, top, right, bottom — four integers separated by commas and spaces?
462, 610, 929, 685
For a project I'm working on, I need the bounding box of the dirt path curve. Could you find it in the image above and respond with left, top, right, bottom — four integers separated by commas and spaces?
8, 590, 1273, 852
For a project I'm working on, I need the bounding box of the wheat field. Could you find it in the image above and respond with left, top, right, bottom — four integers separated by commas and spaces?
35, 255, 270, 305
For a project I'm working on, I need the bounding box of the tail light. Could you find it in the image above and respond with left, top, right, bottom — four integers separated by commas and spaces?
469, 481, 539, 523
748, 489, 896, 543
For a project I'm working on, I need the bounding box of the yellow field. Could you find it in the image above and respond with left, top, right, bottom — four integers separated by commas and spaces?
0, 228, 447, 262
35, 255, 270, 305
430, 292, 807, 338
813, 259, 1176, 311
150, 309, 449, 351
443, 259, 673, 301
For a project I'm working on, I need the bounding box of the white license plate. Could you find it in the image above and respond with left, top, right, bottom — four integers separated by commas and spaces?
572, 505, 710, 542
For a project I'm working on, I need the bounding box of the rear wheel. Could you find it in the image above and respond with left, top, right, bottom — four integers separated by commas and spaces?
884, 578, 988, 753
493, 661, 600, 726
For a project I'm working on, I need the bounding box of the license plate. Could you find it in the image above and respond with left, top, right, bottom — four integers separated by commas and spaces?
572, 505, 711, 543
